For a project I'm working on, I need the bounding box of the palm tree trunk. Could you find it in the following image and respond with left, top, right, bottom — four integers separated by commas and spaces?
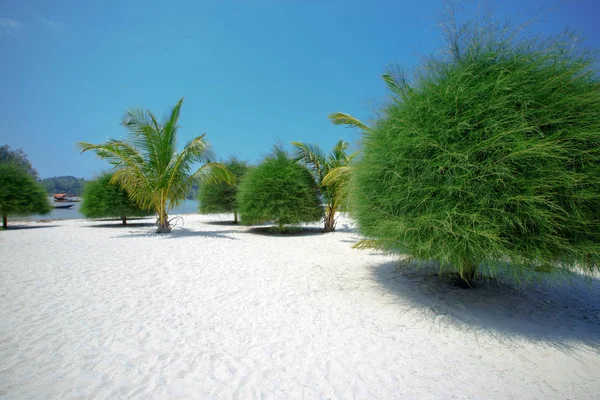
157, 193, 170, 233
121, 216, 127, 225
323, 204, 336, 232
2, 214, 7, 229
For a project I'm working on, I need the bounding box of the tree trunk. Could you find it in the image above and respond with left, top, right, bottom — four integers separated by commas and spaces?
121, 216, 127, 225
2, 214, 7, 229
323, 204, 336, 232
157, 211, 170, 233
234, 212, 238, 224
156, 193, 171, 233
458, 259, 477, 288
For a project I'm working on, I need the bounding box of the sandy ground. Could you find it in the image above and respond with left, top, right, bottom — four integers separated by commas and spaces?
0, 214, 599, 399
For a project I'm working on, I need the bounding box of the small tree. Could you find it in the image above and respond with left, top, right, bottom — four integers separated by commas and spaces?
341, 6, 600, 286
78, 98, 232, 233
0, 163, 51, 228
198, 158, 249, 223
292, 140, 355, 232
80, 173, 150, 224
238, 147, 324, 232
0, 145, 39, 180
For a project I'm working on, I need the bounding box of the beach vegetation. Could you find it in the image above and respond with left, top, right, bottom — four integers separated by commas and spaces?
292, 140, 355, 232
198, 157, 249, 223
78, 98, 233, 233
342, 4, 600, 286
238, 147, 323, 232
0, 145, 39, 180
80, 173, 150, 224
0, 163, 51, 228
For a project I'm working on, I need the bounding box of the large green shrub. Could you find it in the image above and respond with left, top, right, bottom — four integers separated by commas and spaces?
238, 148, 324, 232
0, 163, 51, 228
350, 17, 600, 285
198, 158, 249, 222
81, 173, 150, 224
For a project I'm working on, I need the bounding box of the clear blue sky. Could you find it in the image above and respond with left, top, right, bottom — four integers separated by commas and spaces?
1, 0, 598, 179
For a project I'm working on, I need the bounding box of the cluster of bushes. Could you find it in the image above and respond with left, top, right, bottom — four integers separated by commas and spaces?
198, 142, 353, 233
4, 4, 600, 289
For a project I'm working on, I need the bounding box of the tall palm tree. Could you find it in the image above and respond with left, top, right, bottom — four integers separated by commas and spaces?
292, 139, 355, 232
78, 98, 232, 233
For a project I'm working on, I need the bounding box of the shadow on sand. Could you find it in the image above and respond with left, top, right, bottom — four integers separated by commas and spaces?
1, 224, 60, 230
245, 226, 324, 237
112, 227, 238, 240
204, 220, 239, 226
86, 222, 156, 228
370, 260, 600, 348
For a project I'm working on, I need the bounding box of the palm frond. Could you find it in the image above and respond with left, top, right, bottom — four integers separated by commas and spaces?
78, 140, 144, 170
192, 162, 235, 185
165, 134, 210, 197
382, 64, 412, 98
291, 141, 327, 178
329, 140, 351, 165
328, 112, 369, 131
111, 167, 155, 212
162, 97, 184, 156
323, 165, 353, 210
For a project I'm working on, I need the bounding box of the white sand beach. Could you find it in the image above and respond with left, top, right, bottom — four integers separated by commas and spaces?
0, 214, 599, 399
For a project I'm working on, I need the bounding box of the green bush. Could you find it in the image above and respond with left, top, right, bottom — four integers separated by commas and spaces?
238, 147, 324, 232
0, 163, 51, 228
199, 158, 249, 222
351, 18, 600, 285
81, 173, 150, 224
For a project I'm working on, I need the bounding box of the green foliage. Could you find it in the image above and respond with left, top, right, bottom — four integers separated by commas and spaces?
199, 158, 249, 221
78, 98, 233, 233
0, 145, 39, 180
80, 173, 150, 223
0, 163, 51, 228
238, 147, 324, 231
187, 181, 200, 200
41, 176, 86, 196
292, 140, 355, 231
350, 12, 600, 285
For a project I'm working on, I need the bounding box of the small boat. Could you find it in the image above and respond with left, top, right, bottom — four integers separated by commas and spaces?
54, 193, 69, 202
53, 204, 74, 209
54, 194, 81, 202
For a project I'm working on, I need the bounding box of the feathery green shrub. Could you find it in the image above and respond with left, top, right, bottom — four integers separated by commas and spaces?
80, 173, 150, 224
198, 158, 249, 223
0, 163, 51, 228
238, 148, 323, 232
351, 18, 600, 285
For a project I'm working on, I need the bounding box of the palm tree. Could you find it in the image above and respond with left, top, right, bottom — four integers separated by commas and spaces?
78, 98, 232, 233
324, 71, 405, 240
292, 139, 355, 232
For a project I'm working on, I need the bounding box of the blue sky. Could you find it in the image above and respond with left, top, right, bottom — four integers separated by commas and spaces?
1, 0, 599, 179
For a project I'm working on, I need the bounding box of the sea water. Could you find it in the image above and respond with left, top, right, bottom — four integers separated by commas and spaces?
19, 198, 200, 221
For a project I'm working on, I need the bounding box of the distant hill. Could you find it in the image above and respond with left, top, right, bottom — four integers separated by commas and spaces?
42, 176, 86, 196
41, 175, 199, 199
